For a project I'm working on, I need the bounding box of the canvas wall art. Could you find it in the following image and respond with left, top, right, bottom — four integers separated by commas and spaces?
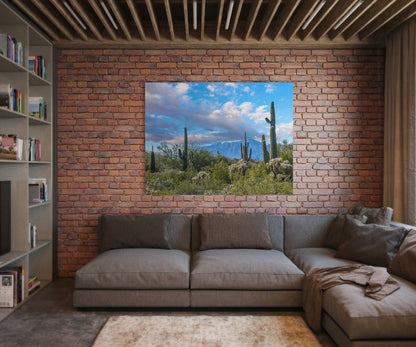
145, 82, 293, 195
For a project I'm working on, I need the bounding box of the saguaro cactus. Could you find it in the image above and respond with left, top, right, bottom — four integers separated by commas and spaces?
265, 101, 278, 159
261, 134, 270, 164
150, 146, 156, 173
240, 131, 252, 162
178, 127, 188, 171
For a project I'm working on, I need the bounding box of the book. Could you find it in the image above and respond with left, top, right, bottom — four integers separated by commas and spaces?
0, 33, 6, 56
28, 278, 40, 295
0, 274, 14, 307
2, 266, 23, 305
0, 84, 22, 112
0, 134, 18, 160
29, 96, 46, 120
28, 178, 48, 203
28, 55, 46, 78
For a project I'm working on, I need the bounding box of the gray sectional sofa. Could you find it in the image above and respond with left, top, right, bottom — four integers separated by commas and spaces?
73, 214, 416, 347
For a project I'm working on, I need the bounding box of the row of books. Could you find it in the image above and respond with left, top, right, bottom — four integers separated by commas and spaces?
28, 223, 38, 249
29, 55, 46, 79
0, 267, 24, 308
0, 135, 42, 161
28, 275, 40, 296
0, 84, 23, 113
29, 96, 47, 120
29, 178, 48, 204
0, 33, 24, 65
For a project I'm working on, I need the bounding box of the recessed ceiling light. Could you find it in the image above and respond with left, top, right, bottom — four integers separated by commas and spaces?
63, 1, 87, 30
100, 0, 118, 30
302, 0, 326, 30
193, 0, 197, 30
333, 0, 364, 30
225, 0, 235, 30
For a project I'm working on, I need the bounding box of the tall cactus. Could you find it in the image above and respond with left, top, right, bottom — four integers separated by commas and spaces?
240, 131, 252, 162
150, 146, 156, 173
265, 101, 278, 159
261, 134, 270, 164
178, 127, 188, 171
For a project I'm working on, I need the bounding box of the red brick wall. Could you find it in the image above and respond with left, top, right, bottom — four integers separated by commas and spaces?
57, 48, 385, 277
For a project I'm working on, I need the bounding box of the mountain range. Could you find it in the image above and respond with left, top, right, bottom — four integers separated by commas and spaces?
201, 139, 268, 161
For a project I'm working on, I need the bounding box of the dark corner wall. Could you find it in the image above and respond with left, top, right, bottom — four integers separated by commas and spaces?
56, 48, 385, 276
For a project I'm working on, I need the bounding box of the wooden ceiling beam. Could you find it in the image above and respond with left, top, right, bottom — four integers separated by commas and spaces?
67, 0, 103, 41
343, 0, 395, 40
272, 0, 301, 40
284, 0, 321, 41
373, 2, 416, 38
10, 0, 60, 41
313, 0, 357, 40
30, 0, 74, 40
144, 0, 161, 40
229, 0, 243, 40
328, 0, 377, 40
359, 0, 416, 39
258, 0, 281, 41
216, 0, 225, 41
201, 0, 206, 40
50, 0, 88, 41
300, 0, 339, 40
126, 0, 146, 40
183, 0, 189, 40
163, 0, 175, 40
88, 0, 117, 40
107, 0, 131, 40
243, 0, 262, 40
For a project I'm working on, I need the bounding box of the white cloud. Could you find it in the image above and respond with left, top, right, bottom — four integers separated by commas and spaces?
207, 85, 216, 92
225, 82, 237, 88
265, 84, 274, 93
243, 86, 250, 93
276, 121, 293, 140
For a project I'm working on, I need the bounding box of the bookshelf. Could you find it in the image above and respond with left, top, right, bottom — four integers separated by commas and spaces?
0, 0, 53, 321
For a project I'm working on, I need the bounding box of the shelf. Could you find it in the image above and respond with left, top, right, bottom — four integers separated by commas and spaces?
28, 161, 51, 165
0, 251, 26, 269
29, 116, 51, 125
0, 54, 26, 72
29, 72, 51, 86
29, 201, 52, 209
28, 240, 51, 254
0, 159, 27, 164
0, 107, 28, 120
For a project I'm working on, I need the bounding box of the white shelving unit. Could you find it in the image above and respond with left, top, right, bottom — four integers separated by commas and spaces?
0, 0, 53, 321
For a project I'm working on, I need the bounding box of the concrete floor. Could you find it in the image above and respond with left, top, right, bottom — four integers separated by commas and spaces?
0, 279, 337, 347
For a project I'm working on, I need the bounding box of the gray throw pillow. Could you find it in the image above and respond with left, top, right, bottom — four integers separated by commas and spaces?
99, 214, 171, 252
324, 214, 368, 249
389, 230, 416, 284
354, 206, 393, 226
199, 214, 272, 250
335, 216, 407, 267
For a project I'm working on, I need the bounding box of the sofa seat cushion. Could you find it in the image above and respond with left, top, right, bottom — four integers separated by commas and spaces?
191, 249, 304, 290
75, 248, 190, 290
323, 276, 416, 340
286, 248, 360, 274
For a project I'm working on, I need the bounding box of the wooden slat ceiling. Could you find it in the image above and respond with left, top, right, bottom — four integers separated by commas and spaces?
9, 0, 416, 48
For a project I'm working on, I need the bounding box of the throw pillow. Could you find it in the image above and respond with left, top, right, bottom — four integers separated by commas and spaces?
389, 230, 416, 283
199, 214, 272, 250
324, 214, 368, 249
354, 205, 393, 226
99, 214, 171, 252
335, 216, 407, 267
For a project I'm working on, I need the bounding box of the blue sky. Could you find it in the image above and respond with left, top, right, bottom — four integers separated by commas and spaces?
145, 82, 293, 152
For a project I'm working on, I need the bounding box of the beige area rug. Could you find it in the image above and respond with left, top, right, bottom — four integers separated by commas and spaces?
92, 315, 322, 347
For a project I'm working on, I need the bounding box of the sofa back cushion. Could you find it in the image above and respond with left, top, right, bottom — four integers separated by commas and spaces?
389, 230, 416, 283
99, 214, 191, 252
192, 215, 284, 251
335, 216, 407, 267
198, 214, 273, 250
284, 215, 336, 251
